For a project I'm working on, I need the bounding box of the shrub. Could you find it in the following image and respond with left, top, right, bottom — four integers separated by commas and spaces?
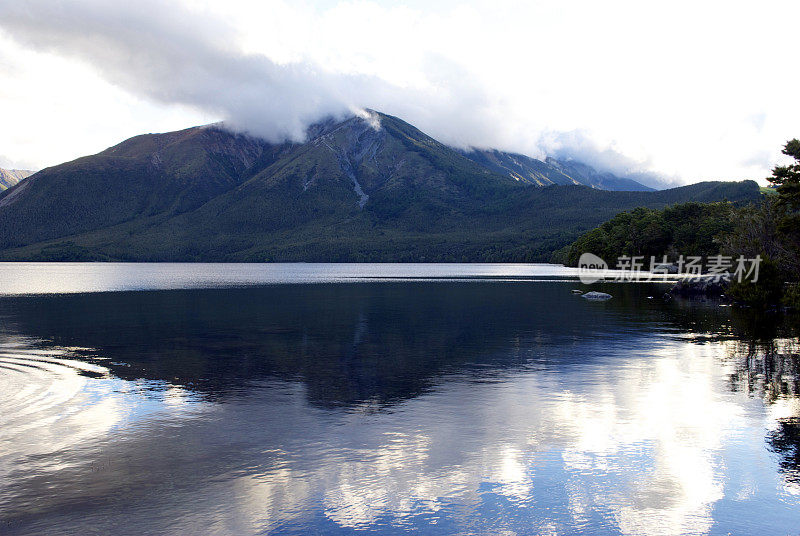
727, 258, 784, 307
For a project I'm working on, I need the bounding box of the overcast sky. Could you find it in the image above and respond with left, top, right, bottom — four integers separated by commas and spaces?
0, 0, 798, 187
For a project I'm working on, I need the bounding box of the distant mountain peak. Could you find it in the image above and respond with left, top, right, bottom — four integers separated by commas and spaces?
0, 168, 34, 191
461, 148, 653, 191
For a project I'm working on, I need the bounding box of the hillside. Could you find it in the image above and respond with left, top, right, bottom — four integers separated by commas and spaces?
562, 201, 739, 266
0, 168, 33, 191
0, 111, 761, 261
0, 126, 289, 247
461, 149, 653, 191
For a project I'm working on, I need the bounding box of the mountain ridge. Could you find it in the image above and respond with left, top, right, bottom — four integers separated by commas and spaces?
0, 168, 33, 191
460, 149, 653, 191
0, 111, 761, 262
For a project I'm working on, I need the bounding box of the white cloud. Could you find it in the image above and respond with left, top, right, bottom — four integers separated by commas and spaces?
0, 0, 798, 186
0, 32, 213, 170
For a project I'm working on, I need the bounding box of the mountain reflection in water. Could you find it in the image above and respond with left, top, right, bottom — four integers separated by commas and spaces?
0, 279, 798, 535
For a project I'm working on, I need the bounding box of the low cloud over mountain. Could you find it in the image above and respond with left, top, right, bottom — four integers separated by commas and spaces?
1, 0, 796, 187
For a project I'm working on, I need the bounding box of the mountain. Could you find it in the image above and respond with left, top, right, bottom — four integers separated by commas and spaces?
461, 149, 653, 191
542, 157, 655, 191
0, 111, 761, 262
0, 168, 33, 191
0, 125, 292, 247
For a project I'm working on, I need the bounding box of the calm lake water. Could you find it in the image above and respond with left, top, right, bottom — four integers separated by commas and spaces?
0, 263, 798, 535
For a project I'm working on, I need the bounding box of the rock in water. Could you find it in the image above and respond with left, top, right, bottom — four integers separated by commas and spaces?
582, 291, 612, 300
571, 289, 583, 294
669, 275, 729, 297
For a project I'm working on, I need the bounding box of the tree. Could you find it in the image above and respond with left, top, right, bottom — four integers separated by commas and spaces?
771, 139, 800, 209
769, 139, 800, 281
721, 196, 794, 275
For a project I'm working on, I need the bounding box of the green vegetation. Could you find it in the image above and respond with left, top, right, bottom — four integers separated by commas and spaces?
722, 140, 800, 308
563, 201, 737, 266
564, 139, 800, 309
770, 139, 800, 273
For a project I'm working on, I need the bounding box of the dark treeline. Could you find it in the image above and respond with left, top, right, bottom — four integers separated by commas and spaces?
562, 139, 800, 308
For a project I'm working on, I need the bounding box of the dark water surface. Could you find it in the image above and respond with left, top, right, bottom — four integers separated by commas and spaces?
0, 264, 798, 535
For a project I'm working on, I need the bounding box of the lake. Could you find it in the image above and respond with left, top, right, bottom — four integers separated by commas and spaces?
0, 263, 798, 535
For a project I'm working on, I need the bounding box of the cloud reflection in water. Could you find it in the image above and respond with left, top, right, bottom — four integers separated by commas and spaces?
0, 280, 798, 535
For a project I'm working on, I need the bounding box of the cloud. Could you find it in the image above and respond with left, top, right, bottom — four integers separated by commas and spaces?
0, 0, 798, 187
0, 0, 658, 185
0, 153, 37, 171
0, 1, 501, 147
0, 0, 369, 142
540, 130, 682, 189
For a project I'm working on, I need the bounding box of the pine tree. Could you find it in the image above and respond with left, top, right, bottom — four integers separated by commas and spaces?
771, 139, 800, 209
769, 139, 800, 280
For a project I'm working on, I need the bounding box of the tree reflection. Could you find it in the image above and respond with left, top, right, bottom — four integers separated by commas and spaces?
725, 337, 800, 484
